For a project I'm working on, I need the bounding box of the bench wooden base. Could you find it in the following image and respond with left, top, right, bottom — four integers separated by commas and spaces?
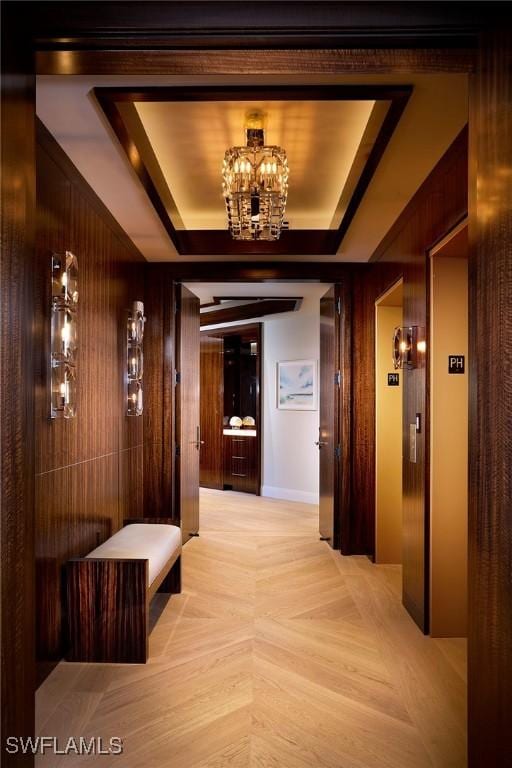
65, 518, 181, 664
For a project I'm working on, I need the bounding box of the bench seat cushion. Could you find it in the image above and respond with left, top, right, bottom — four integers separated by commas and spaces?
86, 524, 181, 586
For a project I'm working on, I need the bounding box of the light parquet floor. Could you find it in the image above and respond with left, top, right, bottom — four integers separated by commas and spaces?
36, 489, 467, 767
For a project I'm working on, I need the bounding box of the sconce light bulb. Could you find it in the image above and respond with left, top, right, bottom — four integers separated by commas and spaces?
131, 393, 137, 404
61, 321, 70, 343
417, 340, 427, 353
62, 272, 68, 287
399, 341, 407, 353
60, 383, 66, 395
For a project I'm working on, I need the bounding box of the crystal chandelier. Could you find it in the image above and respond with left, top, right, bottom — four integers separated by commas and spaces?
222, 113, 289, 241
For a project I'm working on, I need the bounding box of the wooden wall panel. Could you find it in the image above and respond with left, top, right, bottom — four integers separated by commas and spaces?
34, 121, 145, 683
200, 334, 224, 490
353, 127, 468, 631
0, 7, 36, 758
143, 266, 175, 520
468, 26, 512, 768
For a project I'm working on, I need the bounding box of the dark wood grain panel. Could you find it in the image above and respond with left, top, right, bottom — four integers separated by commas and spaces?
31, 1, 483, 53
200, 335, 224, 490
37, 49, 475, 78
119, 446, 144, 522
34, 122, 145, 683
0, 7, 36, 758
36, 453, 118, 673
143, 266, 175, 520
468, 26, 512, 768
65, 558, 148, 664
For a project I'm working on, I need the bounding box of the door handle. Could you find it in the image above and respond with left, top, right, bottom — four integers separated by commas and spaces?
191, 426, 205, 449
315, 441, 328, 448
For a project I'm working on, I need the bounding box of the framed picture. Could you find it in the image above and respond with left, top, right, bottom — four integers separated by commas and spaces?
277, 359, 317, 411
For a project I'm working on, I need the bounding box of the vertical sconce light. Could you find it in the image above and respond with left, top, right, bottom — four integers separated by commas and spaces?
51, 252, 78, 418
393, 326, 426, 369
127, 301, 145, 416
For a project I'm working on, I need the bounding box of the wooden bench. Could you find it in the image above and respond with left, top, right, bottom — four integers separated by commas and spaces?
65, 518, 182, 664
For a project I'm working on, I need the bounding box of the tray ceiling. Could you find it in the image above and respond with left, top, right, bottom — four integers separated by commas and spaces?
36, 74, 468, 262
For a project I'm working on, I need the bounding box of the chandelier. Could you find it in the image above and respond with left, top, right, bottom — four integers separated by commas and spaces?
222, 113, 289, 241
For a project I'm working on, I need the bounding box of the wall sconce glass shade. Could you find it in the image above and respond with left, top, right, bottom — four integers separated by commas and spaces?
51, 307, 77, 362
393, 326, 426, 369
52, 251, 78, 306
50, 252, 78, 419
51, 363, 77, 419
127, 301, 145, 345
127, 346, 143, 381
393, 326, 409, 369
127, 380, 143, 417
127, 301, 145, 416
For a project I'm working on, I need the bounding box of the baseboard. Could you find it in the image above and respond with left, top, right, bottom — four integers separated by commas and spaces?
261, 486, 319, 505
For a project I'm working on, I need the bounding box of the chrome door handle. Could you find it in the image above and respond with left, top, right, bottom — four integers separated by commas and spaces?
192, 426, 205, 449
315, 441, 328, 447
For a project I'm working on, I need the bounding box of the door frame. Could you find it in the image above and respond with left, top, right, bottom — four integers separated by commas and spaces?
374, 277, 404, 566
173, 274, 351, 551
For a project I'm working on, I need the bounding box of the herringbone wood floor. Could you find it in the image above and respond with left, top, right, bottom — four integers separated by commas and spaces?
36, 489, 467, 767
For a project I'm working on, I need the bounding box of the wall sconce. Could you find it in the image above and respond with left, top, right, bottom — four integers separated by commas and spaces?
50, 252, 78, 418
127, 301, 145, 416
393, 326, 426, 369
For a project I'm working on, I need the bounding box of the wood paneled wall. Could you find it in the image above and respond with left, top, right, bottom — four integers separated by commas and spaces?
34, 122, 145, 682
143, 266, 175, 520
468, 25, 512, 768
1, 6, 36, 758
352, 127, 468, 631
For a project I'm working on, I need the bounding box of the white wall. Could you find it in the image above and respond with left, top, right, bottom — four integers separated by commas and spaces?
261, 290, 323, 504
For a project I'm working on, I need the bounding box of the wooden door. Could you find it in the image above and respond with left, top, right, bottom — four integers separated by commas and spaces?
200, 333, 224, 489
318, 285, 340, 547
175, 284, 200, 541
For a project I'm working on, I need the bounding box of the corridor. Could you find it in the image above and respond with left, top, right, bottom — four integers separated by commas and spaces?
36, 490, 466, 767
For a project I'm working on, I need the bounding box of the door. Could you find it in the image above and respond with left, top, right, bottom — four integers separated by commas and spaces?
318, 285, 340, 547
200, 333, 224, 489
175, 284, 201, 541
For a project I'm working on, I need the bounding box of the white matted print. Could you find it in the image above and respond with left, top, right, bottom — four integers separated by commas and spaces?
277, 359, 317, 410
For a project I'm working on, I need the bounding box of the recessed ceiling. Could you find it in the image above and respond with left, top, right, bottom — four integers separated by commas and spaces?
36, 73, 468, 263
134, 99, 375, 231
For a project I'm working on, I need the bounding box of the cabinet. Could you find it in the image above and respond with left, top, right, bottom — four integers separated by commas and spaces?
223, 433, 259, 494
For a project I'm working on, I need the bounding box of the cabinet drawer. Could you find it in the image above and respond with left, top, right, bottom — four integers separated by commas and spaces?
223, 434, 259, 494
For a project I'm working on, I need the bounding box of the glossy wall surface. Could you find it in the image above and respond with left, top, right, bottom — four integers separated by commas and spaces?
34, 122, 145, 682
353, 127, 468, 631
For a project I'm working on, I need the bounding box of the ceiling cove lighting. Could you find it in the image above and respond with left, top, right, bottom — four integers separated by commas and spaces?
222, 112, 289, 241
50, 252, 78, 419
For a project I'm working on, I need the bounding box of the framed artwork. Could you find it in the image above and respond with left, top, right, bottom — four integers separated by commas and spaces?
277, 359, 317, 411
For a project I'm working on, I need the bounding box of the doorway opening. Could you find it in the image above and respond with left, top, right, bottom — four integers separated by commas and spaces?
179, 281, 337, 542
375, 280, 404, 569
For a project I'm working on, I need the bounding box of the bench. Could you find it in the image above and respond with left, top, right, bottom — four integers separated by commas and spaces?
65, 518, 182, 664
